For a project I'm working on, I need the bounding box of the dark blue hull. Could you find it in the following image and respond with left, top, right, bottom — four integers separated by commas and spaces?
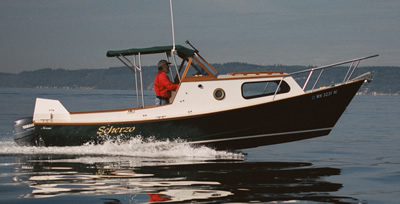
35, 80, 364, 149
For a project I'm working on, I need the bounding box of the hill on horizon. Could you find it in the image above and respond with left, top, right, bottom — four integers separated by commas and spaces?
0, 62, 399, 95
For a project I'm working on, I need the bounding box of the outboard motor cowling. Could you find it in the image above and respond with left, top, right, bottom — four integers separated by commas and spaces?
13, 117, 39, 146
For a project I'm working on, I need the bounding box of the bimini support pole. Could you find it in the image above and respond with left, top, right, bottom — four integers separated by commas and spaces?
133, 56, 140, 107
117, 55, 142, 107
138, 52, 145, 107
169, 0, 176, 52
169, 0, 181, 82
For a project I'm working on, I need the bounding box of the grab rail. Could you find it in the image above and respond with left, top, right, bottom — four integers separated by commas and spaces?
273, 54, 379, 100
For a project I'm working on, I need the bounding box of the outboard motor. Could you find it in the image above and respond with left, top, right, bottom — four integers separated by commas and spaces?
13, 117, 40, 146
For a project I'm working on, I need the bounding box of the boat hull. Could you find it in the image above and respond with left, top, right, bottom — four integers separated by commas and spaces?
35, 80, 364, 149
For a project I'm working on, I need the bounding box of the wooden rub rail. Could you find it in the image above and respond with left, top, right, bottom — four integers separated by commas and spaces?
227, 71, 284, 76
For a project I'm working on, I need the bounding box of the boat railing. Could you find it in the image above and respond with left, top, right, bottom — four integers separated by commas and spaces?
273, 54, 379, 100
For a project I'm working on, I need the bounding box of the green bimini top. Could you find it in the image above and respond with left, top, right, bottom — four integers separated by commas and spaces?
106, 45, 195, 58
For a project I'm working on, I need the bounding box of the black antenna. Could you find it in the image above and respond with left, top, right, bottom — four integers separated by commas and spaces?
185, 40, 199, 53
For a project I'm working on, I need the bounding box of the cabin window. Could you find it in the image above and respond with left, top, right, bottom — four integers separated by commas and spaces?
242, 80, 290, 99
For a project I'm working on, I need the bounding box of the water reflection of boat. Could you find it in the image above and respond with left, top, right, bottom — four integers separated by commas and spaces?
13, 155, 360, 203
13, 44, 378, 149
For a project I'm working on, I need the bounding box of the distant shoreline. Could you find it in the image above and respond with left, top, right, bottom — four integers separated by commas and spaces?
1, 63, 399, 95
1, 87, 398, 97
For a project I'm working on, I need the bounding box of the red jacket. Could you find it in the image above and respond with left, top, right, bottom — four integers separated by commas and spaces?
154, 71, 179, 99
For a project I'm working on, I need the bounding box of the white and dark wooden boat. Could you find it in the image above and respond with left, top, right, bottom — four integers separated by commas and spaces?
13, 44, 378, 149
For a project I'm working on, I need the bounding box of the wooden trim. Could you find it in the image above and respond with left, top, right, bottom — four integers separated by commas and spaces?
181, 57, 193, 79
69, 105, 158, 115
227, 71, 284, 76
181, 76, 217, 82
34, 121, 137, 126
181, 74, 288, 82
223, 74, 288, 80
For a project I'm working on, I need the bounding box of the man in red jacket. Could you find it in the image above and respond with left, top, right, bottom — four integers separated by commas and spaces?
154, 60, 179, 105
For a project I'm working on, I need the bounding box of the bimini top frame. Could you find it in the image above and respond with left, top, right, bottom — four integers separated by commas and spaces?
106, 45, 197, 108
107, 45, 195, 58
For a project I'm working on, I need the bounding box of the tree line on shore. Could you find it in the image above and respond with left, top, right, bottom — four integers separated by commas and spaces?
0, 63, 399, 95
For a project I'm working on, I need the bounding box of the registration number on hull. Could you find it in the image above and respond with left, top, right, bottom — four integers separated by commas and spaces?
312, 90, 338, 100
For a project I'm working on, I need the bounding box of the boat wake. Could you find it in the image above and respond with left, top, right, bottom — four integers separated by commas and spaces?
0, 136, 244, 160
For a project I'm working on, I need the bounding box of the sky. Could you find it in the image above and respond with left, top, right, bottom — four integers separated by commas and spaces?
1, 0, 399, 73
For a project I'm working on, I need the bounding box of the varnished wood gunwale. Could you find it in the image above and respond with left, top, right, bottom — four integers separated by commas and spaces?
227, 71, 284, 76
181, 73, 288, 82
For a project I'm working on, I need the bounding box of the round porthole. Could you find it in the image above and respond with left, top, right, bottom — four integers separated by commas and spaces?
213, 88, 225, 100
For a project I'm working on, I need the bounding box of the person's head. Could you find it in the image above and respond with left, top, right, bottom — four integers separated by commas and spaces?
157, 60, 171, 73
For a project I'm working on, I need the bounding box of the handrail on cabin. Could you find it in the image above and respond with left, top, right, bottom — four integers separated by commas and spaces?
273, 54, 379, 100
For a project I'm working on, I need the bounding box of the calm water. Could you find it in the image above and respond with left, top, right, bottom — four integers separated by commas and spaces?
0, 88, 399, 203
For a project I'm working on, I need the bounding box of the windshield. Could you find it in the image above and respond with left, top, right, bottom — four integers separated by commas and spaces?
186, 58, 210, 76
180, 55, 218, 79
194, 55, 218, 76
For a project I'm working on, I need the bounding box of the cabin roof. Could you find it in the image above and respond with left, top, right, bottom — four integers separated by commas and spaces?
106, 45, 195, 58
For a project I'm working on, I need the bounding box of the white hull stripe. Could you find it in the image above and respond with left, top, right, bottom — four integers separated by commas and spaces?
188, 127, 333, 144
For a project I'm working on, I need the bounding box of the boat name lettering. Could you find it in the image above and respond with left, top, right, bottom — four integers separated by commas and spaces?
312, 90, 338, 100
97, 126, 136, 135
